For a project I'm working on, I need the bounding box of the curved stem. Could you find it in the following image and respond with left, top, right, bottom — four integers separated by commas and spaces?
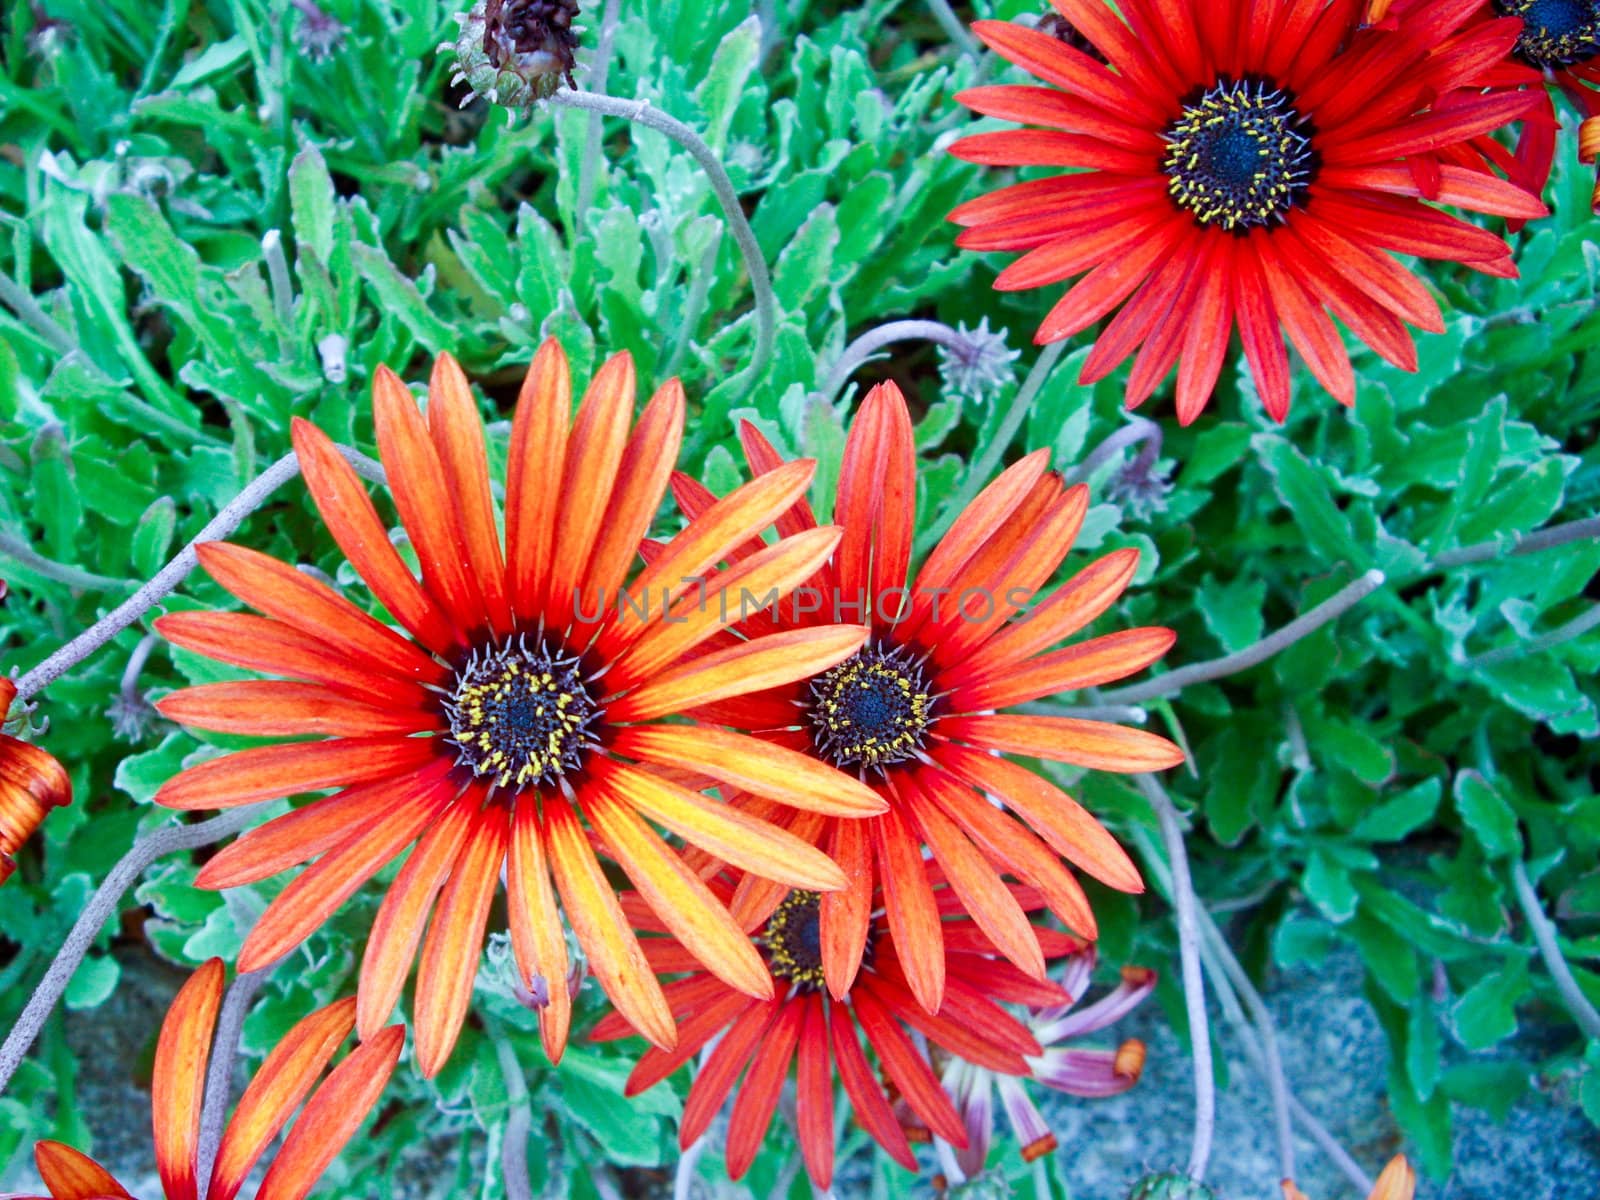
1512, 859, 1600, 1040
494, 1034, 535, 1200
1428, 515, 1600, 572
15, 446, 384, 704
1465, 601, 1600, 669
823, 319, 976, 400
915, 340, 1066, 557
0, 268, 76, 355
1102, 570, 1386, 705
1060, 416, 1163, 488
549, 89, 775, 403
1135, 773, 1214, 1181
0, 806, 263, 1097
0, 532, 132, 592
197, 961, 276, 1198
922, 0, 980, 56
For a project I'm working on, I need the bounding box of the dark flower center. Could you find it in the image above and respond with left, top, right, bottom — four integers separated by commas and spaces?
761, 890, 826, 990
1162, 77, 1315, 231
1495, 0, 1600, 67
444, 635, 599, 789
806, 641, 934, 772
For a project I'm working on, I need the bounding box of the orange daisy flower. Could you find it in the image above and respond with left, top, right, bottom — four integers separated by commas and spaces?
670, 382, 1182, 1015
152, 342, 886, 1075
21, 958, 401, 1200
592, 870, 1080, 1189
949, 0, 1547, 422
0, 677, 72, 886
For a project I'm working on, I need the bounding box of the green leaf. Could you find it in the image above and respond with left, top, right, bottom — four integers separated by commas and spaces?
1303, 851, 1357, 922
1451, 957, 1530, 1050
1351, 909, 1421, 1002
64, 954, 119, 1011
693, 15, 761, 153
1441, 1061, 1529, 1121
1452, 770, 1522, 860
131, 496, 178, 578
1255, 435, 1368, 567
1353, 779, 1441, 842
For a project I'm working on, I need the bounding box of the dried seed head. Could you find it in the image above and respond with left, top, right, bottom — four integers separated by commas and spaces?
446, 0, 580, 110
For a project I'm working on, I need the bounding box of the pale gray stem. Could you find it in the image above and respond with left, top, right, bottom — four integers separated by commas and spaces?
15, 445, 384, 703
923, 0, 980, 55
118, 632, 160, 702
1429, 515, 1600, 571
0, 806, 263, 1097
1102, 570, 1386, 704
575, 0, 623, 221
1136, 773, 1214, 1181
915, 340, 1067, 557
1017, 701, 1149, 724
1196, 908, 1294, 1189
0, 532, 131, 592
1061, 416, 1162, 487
1512, 859, 1600, 1040
0, 268, 76, 354
1465, 601, 1600, 668
494, 1035, 535, 1200
823, 319, 976, 400
549, 89, 775, 398
197, 962, 276, 1198
262, 230, 295, 327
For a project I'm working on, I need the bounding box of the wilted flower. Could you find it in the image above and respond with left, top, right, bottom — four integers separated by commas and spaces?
290, 0, 347, 62
0, 677, 72, 886
939, 947, 1155, 1178
447, 0, 580, 110
939, 318, 1022, 404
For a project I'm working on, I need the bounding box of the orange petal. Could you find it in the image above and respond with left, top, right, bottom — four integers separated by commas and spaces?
507, 801, 572, 1063
951, 627, 1176, 710
156, 681, 439, 738
546, 351, 635, 622
821, 816, 872, 1000
154, 611, 436, 709
415, 803, 510, 1078
610, 725, 885, 818
254, 1024, 405, 1200
544, 791, 676, 1049
33, 1142, 131, 1200
794, 995, 835, 1188
679, 999, 779, 1146
152, 959, 225, 1200
582, 378, 685, 601
505, 339, 572, 625
586, 782, 772, 1000
155, 737, 439, 811
602, 460, 819, 656
207, 998, 357, 1200
871, 799, 944, 1012
960, 547, 1139, 677
849, 983, 966, 1144
356, 797, 477, 1039
372, 365, 486, 637
936, 714, 1184, 773
592, 760, 846, 892
1369, 1156, 1416, 1200
610, 527, 843, 688
934, 743, 1142, 893
194, 541, 443, 684
236, 762, 459, 971
427, 353, 513, 636
902, 776, 1045, 980
290, 417, 458, 654
829, 1004, 917, 1171
906, 449, 1049, 638
607, 624, 866, 724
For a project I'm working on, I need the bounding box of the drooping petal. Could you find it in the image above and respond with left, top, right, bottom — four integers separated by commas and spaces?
207, 998, 357, 1200
724, 1000, 806, 1179
872, 798, 944, 1013
507, 800, 572, 1063
794, 994, 835, 1187
254, 1025, 405, 1200
678, 999, 778, 1146
152, 959, 225, 1200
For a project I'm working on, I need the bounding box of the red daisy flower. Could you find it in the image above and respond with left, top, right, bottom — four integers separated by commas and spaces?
592, 871, 1081, 1189
949, 0, 1548, 422
1381, 0, 1600, 216
151, 343, 887, 1075
0, 677, 72, 886
22, 959, 402, 1200
670, 382, 1182, 1016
